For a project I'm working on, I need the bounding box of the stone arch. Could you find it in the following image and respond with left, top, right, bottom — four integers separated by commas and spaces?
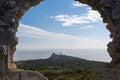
0, 0, 119, 70
76, 0, 119, 67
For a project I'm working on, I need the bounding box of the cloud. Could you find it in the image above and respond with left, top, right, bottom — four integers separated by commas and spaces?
80, 25, 94, 29
50, 10, 101, 26
72, 1, 87, 7
17, 24, 106, 50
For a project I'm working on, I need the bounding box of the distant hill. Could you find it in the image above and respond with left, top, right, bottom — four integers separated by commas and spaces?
16, 53, 107, 69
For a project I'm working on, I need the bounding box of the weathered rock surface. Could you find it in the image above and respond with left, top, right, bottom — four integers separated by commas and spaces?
0, 70, 47, 80
0, 0, 48, 80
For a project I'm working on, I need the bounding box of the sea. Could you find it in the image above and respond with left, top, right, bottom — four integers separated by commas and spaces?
14, 49, 111, 62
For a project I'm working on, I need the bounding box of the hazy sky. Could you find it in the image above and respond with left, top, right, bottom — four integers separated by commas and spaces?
17, 0, 110, 50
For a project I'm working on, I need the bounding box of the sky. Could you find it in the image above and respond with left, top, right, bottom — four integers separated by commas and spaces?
16, 0, 110, 50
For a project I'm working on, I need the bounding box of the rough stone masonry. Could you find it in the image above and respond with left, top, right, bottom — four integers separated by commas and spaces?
0, 0, 120, 71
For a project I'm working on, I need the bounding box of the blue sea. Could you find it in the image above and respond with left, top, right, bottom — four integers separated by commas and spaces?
14, 49, 111, 62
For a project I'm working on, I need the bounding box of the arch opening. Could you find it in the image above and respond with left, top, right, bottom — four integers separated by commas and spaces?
15, 0, 111, 62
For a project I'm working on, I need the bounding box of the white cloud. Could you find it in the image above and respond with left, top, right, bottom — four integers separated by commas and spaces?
86, 10, 101, 22
80, 25, 94, 29
50, 10, 101, 26
87, 7, 92, 10
16, 24, 106, 50
72, 1, 87, 7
